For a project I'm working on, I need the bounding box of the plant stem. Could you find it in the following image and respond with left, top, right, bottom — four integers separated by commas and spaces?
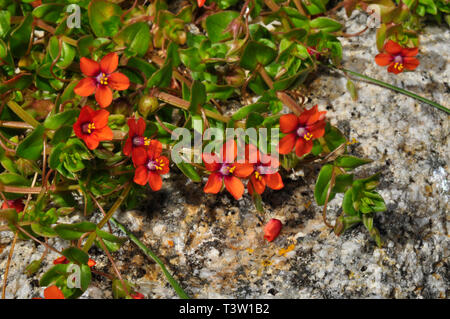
109, 217, 190, 299
82, 183, 131, 253
330, 65, 450, 114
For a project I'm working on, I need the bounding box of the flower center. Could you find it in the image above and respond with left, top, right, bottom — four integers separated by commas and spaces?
97, 72, 109, 86
219, 164, 235, 176
81, 122, 95, 134
147, 158, 165, 171
296, 126, 313, 141
132, 136, 150, 147
393, 55, 404, 71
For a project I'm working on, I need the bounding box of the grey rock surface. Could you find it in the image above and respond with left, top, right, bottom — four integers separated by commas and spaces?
0, 9, 448, 299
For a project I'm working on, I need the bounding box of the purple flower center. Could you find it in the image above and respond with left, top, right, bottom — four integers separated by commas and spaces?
81, 122, 94, 134
147, 160, 157, 171
393, 55, 403, 64
133, 136, 145, 147
96, 72, 109, 86
219, 164, 235, 176
296, 126, 306, 137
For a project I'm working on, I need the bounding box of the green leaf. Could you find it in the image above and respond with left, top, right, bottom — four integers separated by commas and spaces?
25, 259, 42, 276
334, 155, 372, 169
175, 162, 202, 182
205, 11, 239, 43
314, 164, 334, 206
9, 13, 32, 58
32, 3, 65, 23
80, 264, 92, 291
246, 112, 264, 129
0, 208, 18, 225
189, 80, 206, 114
31, 222, 58, 237
96, 228, 127, 244
310, 17, 343, 32
147, 59, 172, 88
323, 124, 346, 152
44, 110, 79, 130
113, 22, 150, 57
88, 0, 122, 37
51, 125, 74, 146
53, 222, 96, 240
39, 264, 69, 287
61, 247, 89, 265
342, 188, 357, 215
346, 79, 358, 101
231, 103, 268, 121
240, 40, 277, 70
48, 37, 76, 69
0, 10, 11, 38
16, 124, 45, 161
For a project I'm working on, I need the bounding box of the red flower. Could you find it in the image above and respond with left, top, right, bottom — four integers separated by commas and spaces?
73, 106, 113, 150
375, 40, 420, 74
131, 292, 145, 299
43, 286, 65, 299
74, 53, 130, 108
133, 140, 170, 191
278, 105, 326, 157
245, 144, 284, 195
264, 218, 282, 242
197, 0, 206, 7
2, 199, 25, 213
202, 140, 253, 200
53, 256, 96, 268
124, 117, 151, 164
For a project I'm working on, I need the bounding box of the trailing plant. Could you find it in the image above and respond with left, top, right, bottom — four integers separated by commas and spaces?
0, 0, 446, 299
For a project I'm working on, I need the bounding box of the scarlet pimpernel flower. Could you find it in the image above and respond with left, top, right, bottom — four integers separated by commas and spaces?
197, 0, 206, 7
264, 218, 282, 242
245, 144, 284, 195
133, 140, 170, 191
74, 52, 130, 108
131, 292, 145, 299
2, 199, 25, 213
73, 106, 113, 150
124, 117, 151, 164
203, 140, 253, 200
34, 286, 65, 299
375, 40, 420, 74
278, 105, 326, 158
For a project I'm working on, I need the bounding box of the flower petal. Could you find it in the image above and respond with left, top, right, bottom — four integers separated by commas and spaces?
250, 174, 266, 194
147, 140, 163, 159
156, 156, 170, 175
224, 175, 244, 200
204, 172, 223, 194
265, 172, 284, 190
95, 85, 113, 108
279, 114, 298, 134
100, 52, 118, 74
233, 163, 254, 178
387, 62, 403, 74
80, 57, 100, 77
74, 78, 97, 97
108, 72, 130, 91
298, 104, 319, 125
92, 126, 113, 141
123, 138, 132, 156
44, 286, 65, 299
133, 165, 148, 185
83, 135, 100, 150
92, 109, 110, 128
295, 138, 313, 157
148, 171, 163, 191
401, 47, 419, 57
384, 40, 402, 55
132, 147, 147, 166
221, 139, 237, 163
136, 117, 146, 136
203, 153, 221, 172
375, 53, 393, 66
403, 57, 420, 70
278, 133, 297, 155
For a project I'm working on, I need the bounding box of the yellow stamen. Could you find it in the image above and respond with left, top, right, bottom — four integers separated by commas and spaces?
303, 132, 313, 141
228, 166, 236, 174
87, 123, 95, 134
144, 138, 151, 146
99, 73, 108, 85
254, 171, 262, 181
394, 63, 404, 71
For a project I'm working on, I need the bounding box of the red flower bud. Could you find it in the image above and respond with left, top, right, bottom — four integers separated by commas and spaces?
131, 292, 145, 299
264, 218, 282, 242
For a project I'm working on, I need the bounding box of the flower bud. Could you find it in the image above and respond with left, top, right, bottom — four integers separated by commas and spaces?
264, 218, 282, 242
138, 95, 159, 118
111, 98, 132, 117
225, 67, 245, 87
